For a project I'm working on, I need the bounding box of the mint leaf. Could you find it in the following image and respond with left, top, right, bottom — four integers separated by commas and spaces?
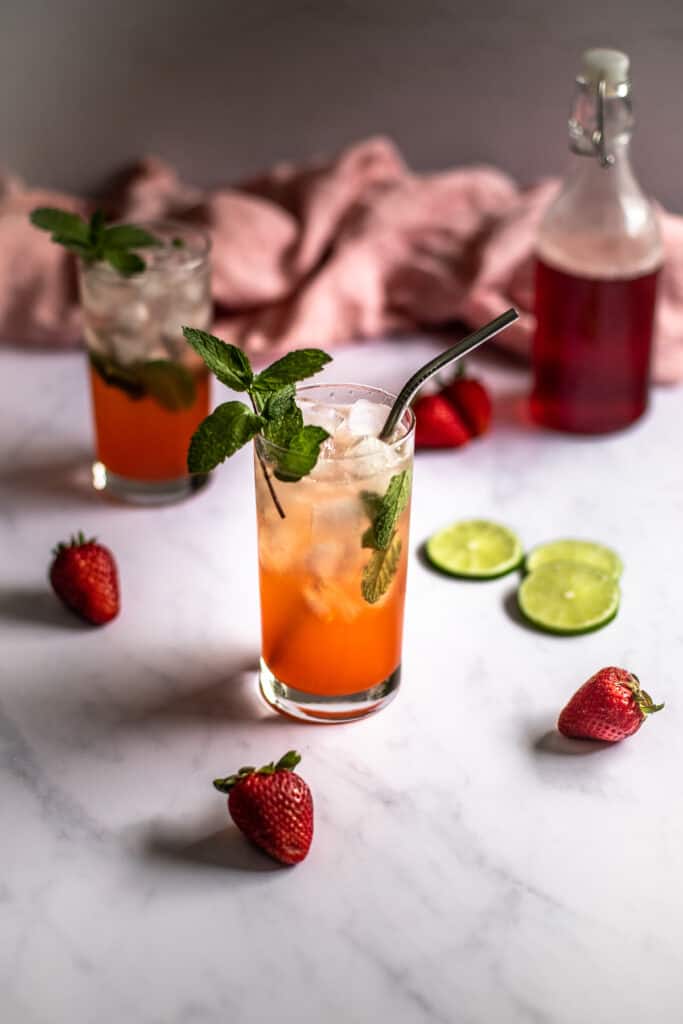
373, 470, 411, 549
252, 349, 332, 392
102, 225, 161, 250
361, 534, 402, 604
188, 402, 263, 473
52, 235, 93, 257
273, 425, 329, 482
261, 385, 304, 446
260, 385, 328, 492
361, 526, 376, 549
362, 470, 412, 551
89, 352, 145, 398
137, 361, 197, 411
183, 328, 253, 392
30, 207, 89, 242
89, 209, 106, 250
361, 489, 383, 548
30, 206, 162, 275
103, 249, 145, 276
361, 490, 383, 520
89, 353, 197, 409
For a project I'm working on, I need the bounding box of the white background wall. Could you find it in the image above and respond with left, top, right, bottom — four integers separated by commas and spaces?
4, 0, 682, 208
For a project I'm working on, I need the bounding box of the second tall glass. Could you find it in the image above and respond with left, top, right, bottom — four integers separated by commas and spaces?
80, 221, 212, 503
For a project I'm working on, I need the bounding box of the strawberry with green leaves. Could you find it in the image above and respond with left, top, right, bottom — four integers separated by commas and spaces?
214, 751, 313, 865
558, 667, 664, 742
182, 328, 333, 517
49, 532, 119, 625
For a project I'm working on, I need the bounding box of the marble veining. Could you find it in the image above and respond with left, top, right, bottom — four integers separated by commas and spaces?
1, 342, 682, 1023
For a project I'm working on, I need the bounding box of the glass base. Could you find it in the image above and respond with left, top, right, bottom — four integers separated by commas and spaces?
259, 657, 401, 723
92, 462, 210, 506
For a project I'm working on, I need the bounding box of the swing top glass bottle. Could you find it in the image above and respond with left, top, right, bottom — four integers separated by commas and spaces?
531, 49, 662, 434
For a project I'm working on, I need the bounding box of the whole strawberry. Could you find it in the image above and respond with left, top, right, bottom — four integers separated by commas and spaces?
443, 374, 492, 437
413, 394, 470, 449
214, 751, 313, 865
558, 667, 664, 742
49, 532, 120, 625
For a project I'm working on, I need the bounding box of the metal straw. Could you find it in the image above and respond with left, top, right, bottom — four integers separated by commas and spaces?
378, 308, 520, 441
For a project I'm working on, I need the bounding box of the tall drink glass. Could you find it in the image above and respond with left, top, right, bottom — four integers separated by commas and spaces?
255, 384, 415, 722
79, 222, 212, 504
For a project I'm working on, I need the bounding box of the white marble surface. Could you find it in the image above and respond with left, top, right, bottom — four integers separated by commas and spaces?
2, 340, 683, 1024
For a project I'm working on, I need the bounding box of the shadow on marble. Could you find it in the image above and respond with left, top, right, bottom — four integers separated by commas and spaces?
140, 815, 282, 873
12, 656, 285, 744
1, 448, 99, 511
502, 588, 543, 634
128, 665, 285, 729
531, 729, 612, 757
0, 585, 85, 630
415, 540, 444, 578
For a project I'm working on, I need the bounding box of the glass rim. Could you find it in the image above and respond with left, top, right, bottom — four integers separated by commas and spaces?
80, 219, 211, 278
255, 381, 415, 460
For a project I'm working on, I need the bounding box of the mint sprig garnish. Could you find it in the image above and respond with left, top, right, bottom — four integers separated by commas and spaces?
182, 327, 333, 516
30, 207, 161, 276
361, 469, 412, 603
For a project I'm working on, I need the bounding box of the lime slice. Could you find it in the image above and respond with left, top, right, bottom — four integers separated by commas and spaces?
526, 539, 623, 579
426, 519, 524, 579
518, 561, 620, 635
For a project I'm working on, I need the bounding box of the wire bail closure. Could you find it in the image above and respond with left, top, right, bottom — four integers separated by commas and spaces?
592, 76, 614, 168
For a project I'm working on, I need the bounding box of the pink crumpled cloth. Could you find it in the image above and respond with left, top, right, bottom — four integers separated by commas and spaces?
2, 136, 683, 383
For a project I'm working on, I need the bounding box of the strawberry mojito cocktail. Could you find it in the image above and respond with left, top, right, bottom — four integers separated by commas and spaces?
31, 210, 212, 504
183, 330, 415, 722
256, 385, 414, 720
81, 223, 212, 502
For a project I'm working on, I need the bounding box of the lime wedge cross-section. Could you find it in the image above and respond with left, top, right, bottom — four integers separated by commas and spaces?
426, 519, 524, 579
517, 561, 620, 635
526, 539, 623, 579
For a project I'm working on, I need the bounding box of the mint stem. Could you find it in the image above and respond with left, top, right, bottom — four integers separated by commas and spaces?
259, 455, 285, 519
249, 394, 285, 519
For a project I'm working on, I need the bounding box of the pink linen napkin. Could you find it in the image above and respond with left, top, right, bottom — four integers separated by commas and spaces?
1, 137, 682, 383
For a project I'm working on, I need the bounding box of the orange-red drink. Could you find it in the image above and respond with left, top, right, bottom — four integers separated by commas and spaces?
256, 384, 415, 722
89, 365, 210, 481
79, 221, 212, 504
